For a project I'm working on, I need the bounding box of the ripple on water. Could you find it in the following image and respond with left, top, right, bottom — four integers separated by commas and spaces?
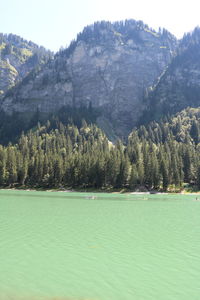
0, 191, 200, 300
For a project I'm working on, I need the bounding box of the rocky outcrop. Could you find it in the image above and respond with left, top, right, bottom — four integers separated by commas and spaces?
0, 33, 52, 97
1, 21, 177, 137
141, 27, 200, 123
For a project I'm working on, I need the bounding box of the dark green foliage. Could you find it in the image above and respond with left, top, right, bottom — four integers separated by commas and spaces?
128, 108, 200, 190
190, 120, 200, 144
0, 103, 99, 145
0, 108, 199, 190
197, 165, 200, 189
160, 159, 169, 190
57, 19, 175, 59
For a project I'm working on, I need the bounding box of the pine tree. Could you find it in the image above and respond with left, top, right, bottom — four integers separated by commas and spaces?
0, 146, 6, 185
129, 164, 138, 189
6, 146, 17, 186
160, 159, 169, 190
183, 147, 192, 183
197, 165, 200, 189
190, 119, 199, 144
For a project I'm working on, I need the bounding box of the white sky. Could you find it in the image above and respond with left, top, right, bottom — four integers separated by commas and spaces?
1, 0, 200, 52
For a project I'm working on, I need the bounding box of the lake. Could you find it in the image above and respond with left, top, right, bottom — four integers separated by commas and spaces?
0, 190, 200, 300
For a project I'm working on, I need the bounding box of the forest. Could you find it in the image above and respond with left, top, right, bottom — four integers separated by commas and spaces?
0, 107, 199, 191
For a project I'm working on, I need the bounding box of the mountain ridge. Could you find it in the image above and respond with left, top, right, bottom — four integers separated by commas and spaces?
0, 20, 177, 138
1, 20, 200, 141
140, 27, 200, 124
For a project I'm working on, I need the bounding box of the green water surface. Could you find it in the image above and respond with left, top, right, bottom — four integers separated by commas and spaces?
0, 190, 200, 300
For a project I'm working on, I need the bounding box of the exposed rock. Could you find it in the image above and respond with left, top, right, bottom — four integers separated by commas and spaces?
0, 21, 177, 137
0, 33, 52, 97
141, 27, 200, 123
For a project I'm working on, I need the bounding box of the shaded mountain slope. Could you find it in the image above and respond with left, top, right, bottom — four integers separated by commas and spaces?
141, 27, 200, 123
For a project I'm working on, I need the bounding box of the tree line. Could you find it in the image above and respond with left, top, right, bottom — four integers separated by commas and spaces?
0, 108, 200, 191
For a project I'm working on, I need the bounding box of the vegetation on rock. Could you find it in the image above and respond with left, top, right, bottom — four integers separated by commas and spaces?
0, 33, 52, 97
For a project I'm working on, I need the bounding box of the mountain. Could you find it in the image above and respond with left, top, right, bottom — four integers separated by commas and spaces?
0, 33, 52, 98
0, 20, 177, 138
141, 27, 200, 123
0, 21, 200, 190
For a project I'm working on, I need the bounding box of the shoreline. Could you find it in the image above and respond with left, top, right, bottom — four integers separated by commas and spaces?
0, 187, 200, 195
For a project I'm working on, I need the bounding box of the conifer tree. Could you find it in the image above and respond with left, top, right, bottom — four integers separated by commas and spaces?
197, 165, 200, 189
160, 159, 169, 190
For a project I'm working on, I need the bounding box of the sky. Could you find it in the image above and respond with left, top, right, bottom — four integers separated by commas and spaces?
1, 0, 200, 52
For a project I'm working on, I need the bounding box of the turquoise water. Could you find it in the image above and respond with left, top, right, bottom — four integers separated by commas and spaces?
0, 190, 200, 300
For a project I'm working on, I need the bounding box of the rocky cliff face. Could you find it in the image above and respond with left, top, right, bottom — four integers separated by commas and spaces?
1, 21, 177, 137
141, 27, 200, 123
0, 33, 52, 98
